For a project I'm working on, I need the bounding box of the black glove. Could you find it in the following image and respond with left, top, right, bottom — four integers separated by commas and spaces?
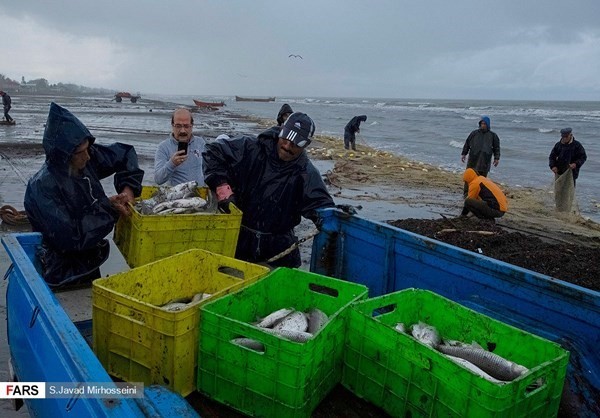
335, 204, 359, 216
218, 195, 236, 214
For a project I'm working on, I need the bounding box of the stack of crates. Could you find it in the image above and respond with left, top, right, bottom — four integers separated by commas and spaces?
114, 186, 242, 267
92, 249, 269, 396
342, 289, 570, 417
197, 268, 369, 418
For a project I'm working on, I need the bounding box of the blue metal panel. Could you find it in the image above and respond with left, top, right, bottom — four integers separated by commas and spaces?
311, 208, 600, 417
2, 233, 199, 418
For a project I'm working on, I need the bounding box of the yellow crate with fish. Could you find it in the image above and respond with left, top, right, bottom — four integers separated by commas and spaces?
92, 248, 269, 396
342, 288, 569, 418
114, 182, 242, 267
197, 268, 369, 418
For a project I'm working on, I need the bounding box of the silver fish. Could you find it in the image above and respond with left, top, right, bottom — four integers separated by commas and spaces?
411, 321, 441, 348
306, 308, 328, 334
263, 327, 313, 343
231, 338, 265, 352
152, 197, 208, 214
394, 323, 406, 333
191, 292, 212, 303
257, 308, 294, 328
160, 302, 189, 312
437, 343, 528, 381
273, 311, 308, 333
445, 354, 505, 384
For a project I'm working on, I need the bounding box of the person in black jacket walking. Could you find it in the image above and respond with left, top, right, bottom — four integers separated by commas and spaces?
203, 112, 337, 268
344, 115, 367, 150
461, 115, 501, 196
0, 90, 14, 122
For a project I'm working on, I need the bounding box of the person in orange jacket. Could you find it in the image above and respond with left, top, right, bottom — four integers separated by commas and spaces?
460, 168, 507, 220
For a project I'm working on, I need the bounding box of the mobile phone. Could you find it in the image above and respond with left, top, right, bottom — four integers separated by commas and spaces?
177, 141, 188, 154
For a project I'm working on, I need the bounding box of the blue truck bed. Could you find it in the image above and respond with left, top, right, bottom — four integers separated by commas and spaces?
1, 233, 199, 418
311, 208, 600, 417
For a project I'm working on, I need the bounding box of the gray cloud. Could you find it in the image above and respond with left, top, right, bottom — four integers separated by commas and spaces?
2, 0, 599, 99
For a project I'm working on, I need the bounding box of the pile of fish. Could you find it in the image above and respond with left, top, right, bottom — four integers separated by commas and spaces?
396, 321, 529, 384
231, 307, 329, 352
160, 292, 212, 312
135, 181, 218, 215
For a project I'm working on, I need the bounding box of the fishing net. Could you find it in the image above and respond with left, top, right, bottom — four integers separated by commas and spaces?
554, 169, 578, 214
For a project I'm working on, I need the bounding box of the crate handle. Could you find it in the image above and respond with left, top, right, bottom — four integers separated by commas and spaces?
229, 336, 266, 354
218, 265, 245, 280
371, 303, 397, 317
308, 283, 339, 298
524, 376, 547, 397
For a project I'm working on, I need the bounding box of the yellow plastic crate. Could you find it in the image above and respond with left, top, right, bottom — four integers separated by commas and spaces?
92, 249, 269, 396
114, 186, 242, 267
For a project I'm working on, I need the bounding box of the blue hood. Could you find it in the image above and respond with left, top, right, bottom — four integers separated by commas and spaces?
479, 115, 491, 130
43, 102, 95, 166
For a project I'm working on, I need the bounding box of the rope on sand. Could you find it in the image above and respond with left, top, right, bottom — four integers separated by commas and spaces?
0, 205, 30, 226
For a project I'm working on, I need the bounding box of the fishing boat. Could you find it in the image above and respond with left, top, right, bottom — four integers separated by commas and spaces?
193, 99, 225, 108
235, 96, 276, 102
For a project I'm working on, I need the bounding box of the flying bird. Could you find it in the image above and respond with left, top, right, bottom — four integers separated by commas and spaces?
288, 54, 303, 59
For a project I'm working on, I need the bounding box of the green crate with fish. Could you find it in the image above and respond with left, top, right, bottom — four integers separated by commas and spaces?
92, 248, 269, 396
342, 288, 569, 418
114, 181, 242, 267
197, 268, 369, 418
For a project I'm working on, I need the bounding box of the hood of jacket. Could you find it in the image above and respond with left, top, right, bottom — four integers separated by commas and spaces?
463, 168, 478, 184
43, 102, 95, 167
276, 103, 294, 126
479, 115, 491, 131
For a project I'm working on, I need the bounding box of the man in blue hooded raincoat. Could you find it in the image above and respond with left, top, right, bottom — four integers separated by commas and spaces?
461, 115, 501, 196
24, 102, 144, 287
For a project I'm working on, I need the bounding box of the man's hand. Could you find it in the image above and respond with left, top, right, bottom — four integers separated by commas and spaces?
569, 163, 577, 170
110, 186, 135, 217
551, 166, 558, 174
461, 155, 466, 163
493, 159, 499, 167
171, 150, 187, 166
216, 183, 235, 213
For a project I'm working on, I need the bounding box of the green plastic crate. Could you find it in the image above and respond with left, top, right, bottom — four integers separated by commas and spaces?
93, 248, 269, 396
197, 268, 369, 418
342, 289, 569, 418
114, 186, 242, 267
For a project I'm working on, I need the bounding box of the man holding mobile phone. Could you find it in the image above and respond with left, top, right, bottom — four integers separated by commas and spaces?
154, 108, 207, 186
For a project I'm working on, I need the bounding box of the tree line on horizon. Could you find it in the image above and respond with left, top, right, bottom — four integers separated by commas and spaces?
0, 73, 114, 96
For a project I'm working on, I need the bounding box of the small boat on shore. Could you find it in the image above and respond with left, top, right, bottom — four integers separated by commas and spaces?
193, 99, 225, 108
0, 120, 16, 125
235, 96, 276, 102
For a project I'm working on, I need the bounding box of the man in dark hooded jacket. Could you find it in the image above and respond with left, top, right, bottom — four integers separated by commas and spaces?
461, 115, 501, 196
276, 103, 293, 126
203, 112, 335, 267
24, 102, 144, 287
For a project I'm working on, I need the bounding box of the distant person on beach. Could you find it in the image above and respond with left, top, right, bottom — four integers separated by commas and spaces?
344, 115, 367, 150
203, 112, 338, 268
276, 103, 294, 126
461, 115, 500, 195
154, 108, 207, 186
549, 127, 587, 212
24, 102, 144, 288
460, 168, 507, 221
0, 90, 14, 123
549, 127, 587, 187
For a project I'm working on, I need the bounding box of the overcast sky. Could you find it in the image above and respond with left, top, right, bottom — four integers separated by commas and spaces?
2, 0, 600, 100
